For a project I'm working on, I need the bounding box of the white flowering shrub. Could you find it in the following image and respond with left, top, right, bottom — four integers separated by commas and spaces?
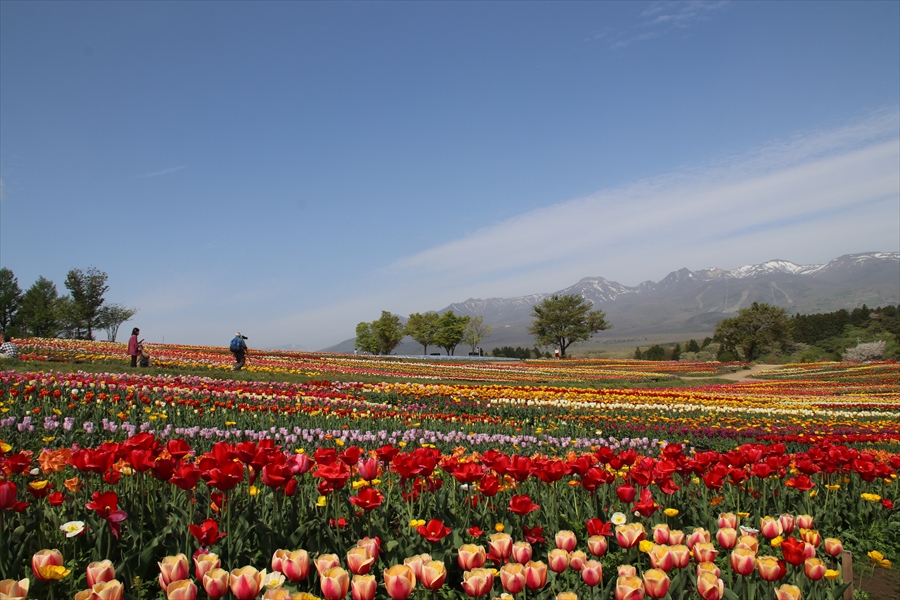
843, 341, 886, 362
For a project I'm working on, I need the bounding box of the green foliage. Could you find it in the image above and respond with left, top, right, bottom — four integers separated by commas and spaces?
405, 312, 441, 355
685, 339, 701, 353
791, 305, 899, 360
490, 346, 546, 359
64, 267, 109, 340
670, 342, 681, 361
643, 344, 666, 361
434, 311, 470, 356
633, 347, 643, 360
97, 304, 138, 342
15, 276, 62, 338
355, 311, 405, 355
0, 267, 23, 333
461, 315, 492, 354
714, 302, 792, 362
527, 294, 612, 357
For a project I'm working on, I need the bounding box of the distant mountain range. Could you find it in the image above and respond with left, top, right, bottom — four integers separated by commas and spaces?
322, 252, 900, 354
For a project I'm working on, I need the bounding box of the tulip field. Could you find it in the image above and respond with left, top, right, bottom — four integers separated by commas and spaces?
0, 339, 898, 600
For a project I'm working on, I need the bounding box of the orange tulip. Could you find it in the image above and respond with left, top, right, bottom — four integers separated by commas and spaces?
0, 578, 29, 600
587, 535, 608, 557
92, 579, 125, 600
158, 554, 190, 592
804, 558, 826, 581
716, 528, 738, 550
524, 561, 548, 590
320, 567, 350, 600
614, 575, 645, 600
351, 574, 377, 600
165, 579, 198, 600
461, 568, 494, 598
87, 559, 116, 587
420, 560, 447, 591
512, 541, 534, 563
230, 566, 266, 600
458, 544, 487, 570
346, 547, 375, 576
202, 568, 229, 599
548, 548, 569, 573
730, 548, 757, 576
693, 543, 718, 563
384, 565, 416, 600
697, 572, 724, 600
775, 584, 802, 600
581, 560, 603, 587
500, 563, 526, 594
555, 530, 577, 552
642, 569, 670, 599
490, 533, 513, 560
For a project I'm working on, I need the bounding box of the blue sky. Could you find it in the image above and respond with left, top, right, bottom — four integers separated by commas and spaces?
1, 1, 898, 350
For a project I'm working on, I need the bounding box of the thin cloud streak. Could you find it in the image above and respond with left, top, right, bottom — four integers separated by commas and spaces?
138, 165, 187, 178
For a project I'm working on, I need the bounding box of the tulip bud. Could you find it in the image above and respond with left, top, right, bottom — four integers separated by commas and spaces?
461, 568, 494, 598
166, 579, 198, 600
587, 535, 608, 557
648, 545, 674, 572
500, 563, 526, 594
617, 565, 637, 578
315, 554, 341, 576
581, 560, 603, 587
696, 562, 720, 579
320, 567, 350, 600
642, 569, 670, 599
555, 530, 577, 552
686, 528, 710, 550
512, 541, 534, 563
384, 565, 416, 600
87, 559, 116, 587
203, 568, 230, 600
669, 545, 690, 569
351, 574, 377, 600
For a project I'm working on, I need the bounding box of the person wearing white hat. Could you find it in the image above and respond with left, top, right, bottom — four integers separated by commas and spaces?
229, 332, 249, 371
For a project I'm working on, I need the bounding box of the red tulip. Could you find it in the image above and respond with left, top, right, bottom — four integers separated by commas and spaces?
357, 458, 379, 481
349, 487, 383, 511
780, 537, 807, 566
417, 519, 451, 542
509, 494, 540, 515
189, 519, 227, 547
0, 481, 17, 509
616, 484, 636, 503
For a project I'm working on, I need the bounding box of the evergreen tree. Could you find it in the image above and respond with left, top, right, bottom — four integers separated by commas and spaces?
670, 342, 682, 361
685, 339, 700, 353
17, 277, 62, 337
0, 268, 22, 333
64, 267, 109, 340
644, 345, 666, 361
633, 347, 643, 360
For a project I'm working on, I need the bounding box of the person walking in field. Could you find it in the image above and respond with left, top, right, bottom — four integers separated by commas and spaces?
0, 334, 18, 359
127, 327, 143, 367
230, 332, 249, 371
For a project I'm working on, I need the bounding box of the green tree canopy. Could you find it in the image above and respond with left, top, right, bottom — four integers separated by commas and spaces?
461, 315, 492, 354
17, 277, 62, 338
713, 301, 792, 362
527, 294, 611, 357
404, 312, 441, 355
355, 311, 405, 355
97, 304, 138, 342
0, 268, 22, 333
64, 267, 109, 340
434, 311, 470, 356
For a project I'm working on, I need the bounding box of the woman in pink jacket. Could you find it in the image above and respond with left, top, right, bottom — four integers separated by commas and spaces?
127, 327, 142, 368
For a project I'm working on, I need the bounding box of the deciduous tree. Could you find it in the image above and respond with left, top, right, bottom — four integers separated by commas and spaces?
527, 294, 611, 358
355, 311, 405, 355
713, 302, 792, 362
64, 267, 109, 340
461, 315, 492, 354
97, 304, 138, 342
405, 312, 441, 355
434, 311, 469, 356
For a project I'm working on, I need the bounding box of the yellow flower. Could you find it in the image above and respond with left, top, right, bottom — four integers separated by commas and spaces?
809, 490, 817, 498
29, 480, 50, 490
868, 551, 892, 569
826, 484, 840, 491
398, 441, 407, 448
737, 512, 750, 519
639, 540, 655, 553
824, 570, 840, 580
41, 436, 55, 443
770, 536, 784, 547
335, 439, 345, 446
495, 523, 505, 533
409, 519, 425, 528
861, 493, 882, 502
352, 480, 370, 490
248, 486, 260, 496
316, 496, 327, 507
225, 421, 237, 426
664, 508, 679, 517
38, 565, 71, 580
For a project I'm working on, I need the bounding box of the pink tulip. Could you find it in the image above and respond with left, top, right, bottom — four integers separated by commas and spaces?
555, 530, 577, 552
500, 563, 526, 594
202, 568, 230, 599
32, 549, 65, 581
760, 517, 783, 539
735, 536, 758, 554
275, 549, 309, 582
730, 549, 757, 576
775, 584, 802, 600
615, 524, 646, 550
568, 551, 587, 571
615, 575, 645, 600
642, 569, 670, 599
0, 578, 29, 600
693, 543, 718, 564
420, 561, 447, 591
158, 554, 190, 592
461, 568, 494, 598
804, 558, 826, 581
686, 528, 710, 550
403, 554, 432, 582
718, 513, 737, 530
587, 535, 608, 557
351, 574, 377, 600
75, 590, 93, 600
511, 541, 533, 563
91, 579, 125, 600
230, 566, 266, 600
669, 545, 690, 569
779, 514, 796, 535
194, 552, 221, 581
87, 559, 116, 587
263, 589, 293, 600
697, 572, 724, 600
346, 547, 375, 576
696, 562, 720, 579
524, 561, 548, 590
757, 556, 784, 582
383, 565, 416, 600
796, 515, 813, 530
458, 544, 487, 570
356, 537, 381, 561
824, 538, 843, 557
716, 528, 738, 550
548, 548, 569, 573
648, 545, 674, 572
166, 579, 198, 600
617, 565, 637, 578
357, 458, 379, 481
320, 567, 350, 600
315, 554, 341, 576
651, 524, 670, 545
581, 560, 603, 587
667, 530, 685, 545
490, 533, 514, 560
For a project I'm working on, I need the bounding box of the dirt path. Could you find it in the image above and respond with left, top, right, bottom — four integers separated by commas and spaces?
682, 364, 781, 382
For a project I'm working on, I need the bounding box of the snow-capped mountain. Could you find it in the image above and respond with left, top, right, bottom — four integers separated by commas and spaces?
322, 252, 899, 352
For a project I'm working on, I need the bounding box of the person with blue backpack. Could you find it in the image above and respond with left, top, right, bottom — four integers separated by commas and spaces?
230, 332, 248, 371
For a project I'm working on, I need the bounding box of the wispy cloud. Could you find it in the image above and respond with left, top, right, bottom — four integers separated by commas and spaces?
138, 165, 187, 178
602, 0, 730, 49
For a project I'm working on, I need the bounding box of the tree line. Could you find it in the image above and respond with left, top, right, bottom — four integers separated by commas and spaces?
355, 294, 612, 357
0, 267, 137, 342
